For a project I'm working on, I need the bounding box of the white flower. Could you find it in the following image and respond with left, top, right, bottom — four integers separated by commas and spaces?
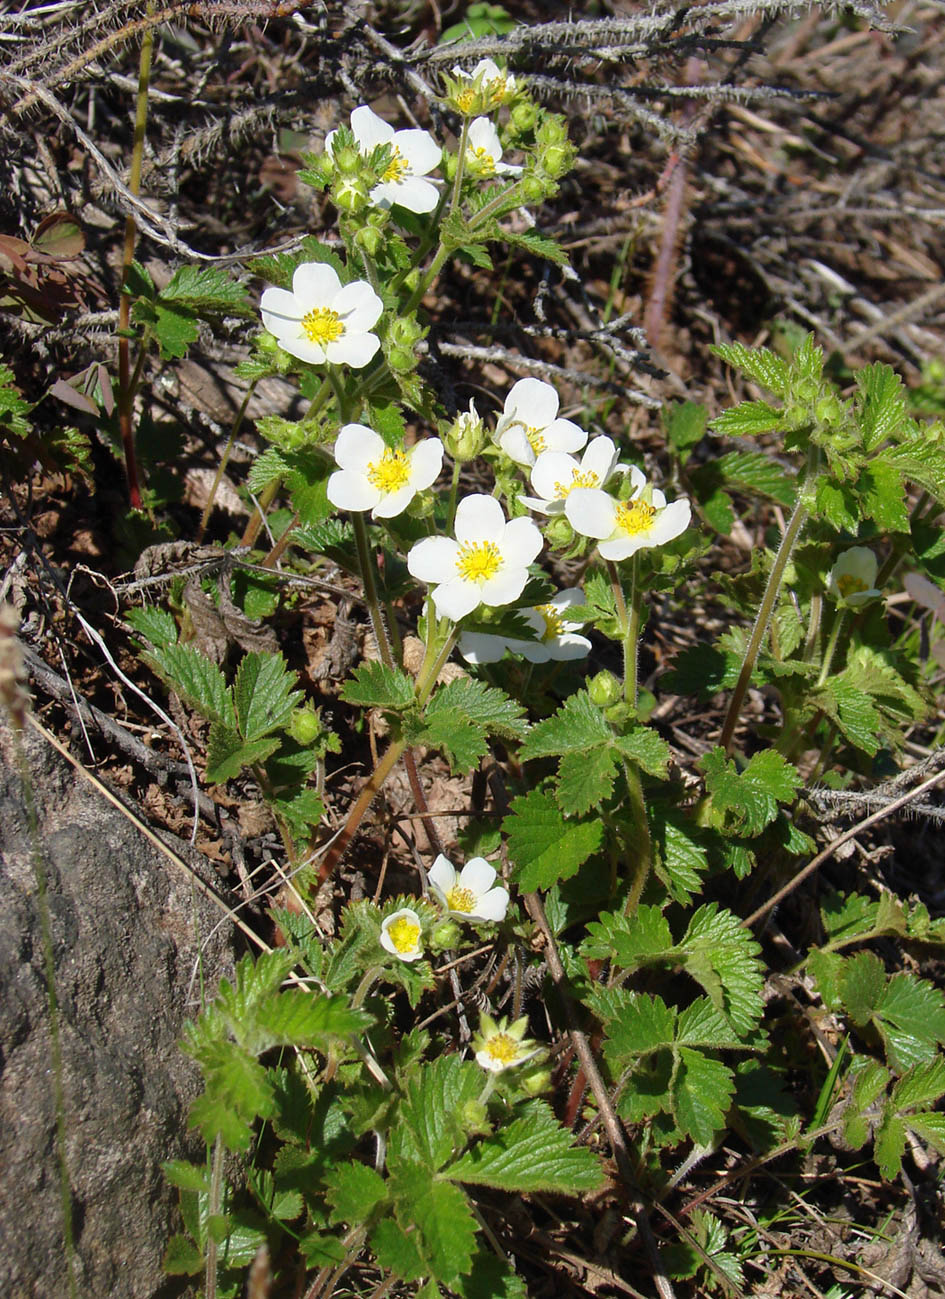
451, 59, 516, 112
566, 465, 691, 561
380, 908, 424, 962
428, 854, 509, 922
407, 494, 543, 622
473, 1014, 539, 1074
494, 378, 587, 468
327, 424, 443, 519
260, 263, 382, 368
326, 105, 441, 213
521, 436, 620, 514
459, 589, 591, 664
465, 117, 522, 179
827, 547, 882, 607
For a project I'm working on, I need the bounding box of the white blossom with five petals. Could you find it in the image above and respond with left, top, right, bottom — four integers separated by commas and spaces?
327, 424, 443, 519
566, 465, 691, 561
494, 378, 587, 468
428, 854, 509, 922
465, 117, 521, 179
826, 547, 882, 607
407, 494, 542, 622
521, 436, 620, 514
379, 908, 424, 962
260, 263, 382, 368
451, 59, 517, 111
459, 588, 591, 664
326, 105, 441, 213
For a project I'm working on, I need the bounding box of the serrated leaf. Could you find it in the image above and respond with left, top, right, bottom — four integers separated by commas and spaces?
886, 433, 945, 506
390, 1165, 477, 1284
162, 1159, 210, 1192
144, 642, 234, 727
152, 301, 199, 359
710, 400, 784, 438
234, 651, 302, 740
247, 445, 291, 494
325, 1162, 388, 1226
712, 342, 791, 398
699, 747, 801, 837
247, 236, 346, 289
341, 661, 415, 710
813, 678, 881, 756
188, 1084, 256, 1152
839, 951, 886, 1025
813, 477, 859, 531
163, 1233, 205, 1275
271, 788, 324, 841
651, 808, 708, 904
857, 459, 909, 532
678, 904, 765, 1034
299, 1227, 348, 1267
160, 265, 251, 314
425, 677, 528, 739
874, 972, 945, 1071
446, 1099, 604, 1194
452, 1252, 528, 1299
501, 226, 569, 266
794, 332, 824, 381
615, 726, 671, 777
889, 1058, 945, 1112
254, 988, 372, 1051
857, 362, 907, 451
126, 605, 178, 649
582, 906, 673, 968
664, 400, 707, 458
519, 689, 610, 760
371, 1216, 426, 1282
714, 448, 796, 506
661, 645, 742, 698
676, 998, 746, 1049
391, 1056, 481, 1172
874, 1112, 908, 1179
503, 789, 604, 892
674, 1048, 735, 1146
596, 990, 677, 1060
367, 400, 407, 448
205, 724, 280, 783
556, 746, 618, 815
408, 709, 488, 773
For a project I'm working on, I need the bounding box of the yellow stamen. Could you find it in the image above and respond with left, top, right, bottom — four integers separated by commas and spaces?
382, 146, 409, 184
615, 498, 657, 535
484, 1033, 520, 1066
367, 448, 411, 495
301, 307, 344, 346
387, 917, 421, 954
552, 468, 600, 498
456, 540, 502, 583
535, 604, 563, 642
447, 885, 477, 913
526, 426, 546, 454
469, 146, 496, 176
837, 574, 868, 597
455, 86, 478, 114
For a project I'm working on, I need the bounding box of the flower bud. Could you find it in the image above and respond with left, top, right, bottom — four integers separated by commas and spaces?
444, 400, 486, 463
389, 313, 426, 349
520, 172, 554, 204
543, 513, 574, 548
460, 1099, 492, 1136
536, 114, 568, 146
604, 701, 632, 725
407, 488, 435, 519
589, 670, 622, 709
815, 395, 843, 426
541, 143, 574, 179
402, 269, 422, 294
510, 99, 540, 133
288, 706, 322, 746
519, 1066, 552, 1096
331, 143, 362, 176
386, 344, 417, 374
355, 225, 382, 258
430, 919, 462, 951
333, 176, 369, 214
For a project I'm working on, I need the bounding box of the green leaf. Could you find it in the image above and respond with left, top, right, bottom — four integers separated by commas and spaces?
856, 459, 909, 532
813, 476, 859, 530
162, 1159, 210, 1192
451, 1252, 527, 1299
408, 709, 490, 773
710, 400, 784, 438
842, 1058, 889, 1150
595, 990, 677, 1059
699, 747, 801, 837
271, 788, 325, 842
714, 449, 796, 506
661, 645, 741, 698
340, 661, 415, 710
390, 1164, 477, 1284
794, 332, 824, 382
582, 906, 673, 968
126, 605, 178, 649
839, 951, 887, 1025
519, 689, 610, 760
163, 1233, 204, 1275
615, 726, 671, 778
254, 989, 372, 1051
234, 651, 303, 741
812, 678, 881, 756
501, 225, 569, 266
446, 1099, 605, 1194
678, 904, 765, 1034
674, 1047, 736, 1146
247, 236, 346, 290
206, 724, 280, 783
144, 643, 234, 727
857, 362, 907, 451
664, 400, 708, 459
555, 746, 618, 815
247, 445, 291, 494
886, 432, 945, 507
367, 401, 407, 448
874, 1112, 908, 1180
160, 265, 251, 314
324, 1162, 388, 1226
371, 1216, 426, 1282
391, 1056, 481, 1172
503, 789, 604, 892
712, 342, 791, 398
874, 973, 945, 1071
651, 808, 709, 904
150, 301, 199, 359
425, 677, 527, 740
889, 1057, 945, 1112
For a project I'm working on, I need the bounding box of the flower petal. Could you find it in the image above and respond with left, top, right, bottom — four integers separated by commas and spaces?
350, 104, 393, 150
325, 331, 380, 368
393, 128, 441, 175
458, 631, 518, 664
408, 437, 444, 491
468, 886, 509, 922
260, 286, 301, 336
530, 450, 579, 501
408, 535, 460, 584
504, 377, 558, 425
430, 579, 481, 621
326, 470, 380, 513
372, 484, 416, 518
479, 566, 529, 608
333, 280, 383, 332
292, 261, 341, 305
627, 465, 647, 495
548, 632, 592, 660
428, 854, 457, 894
458, 857, 497, 894
279, 336, 327, 365
541, 419, 587, 454
375, 175, 440, 213
454, 493, 505, 543
550, 587, 585, 612
497, 426, 536, 467
598, 535, 644, 562
468, 116, 502, 156
565, 488, 618, 540
500, 516, 543, 567
333, 423, 385, 471
649, 498, 691, 545
582, 436, 619, 481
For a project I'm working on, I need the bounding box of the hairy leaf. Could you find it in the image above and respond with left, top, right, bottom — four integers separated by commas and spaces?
144, 642, 234, 727
325, 1162, 388, 1226
446, 1100, 604, 1194
699, 748, 801, 837
503, 789, 604, 892
341, 661, 415, 710
234, 651, 303, 741
711, 342, 791, 398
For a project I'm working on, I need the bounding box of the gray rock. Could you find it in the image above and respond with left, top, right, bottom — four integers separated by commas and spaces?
0, 721, 239, 1299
